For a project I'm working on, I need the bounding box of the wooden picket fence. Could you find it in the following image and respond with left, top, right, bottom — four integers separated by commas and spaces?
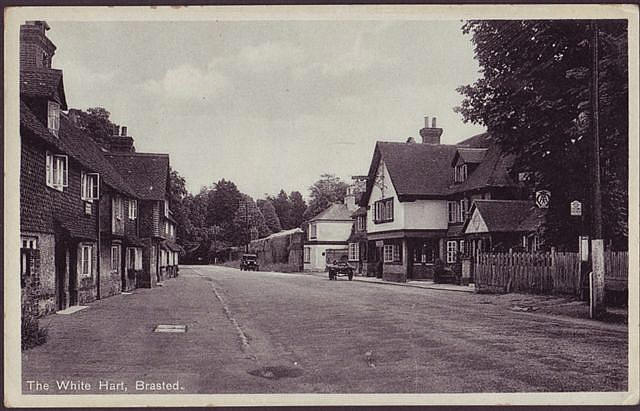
474, 250, 628, 295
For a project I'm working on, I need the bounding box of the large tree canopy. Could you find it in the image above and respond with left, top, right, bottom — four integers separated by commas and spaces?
303, 174, 349, 220
456, 20, 628, 249
257, 199, 282, 233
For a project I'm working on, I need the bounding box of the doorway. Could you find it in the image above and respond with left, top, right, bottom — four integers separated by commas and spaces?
54, 238, 67, 310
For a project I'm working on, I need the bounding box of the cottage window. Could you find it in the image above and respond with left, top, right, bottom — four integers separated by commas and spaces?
128, 199, 137, 220
80, 244, 93, 277
455, 164, 467, 183
446, 241, 458, 264
45, 152, 68, 190
357, 215, 366, 231
304, 247, 311, 263
459, 240, 466, 258
47, 101, 60, 137
21, 236, 38, 249
111, 245, 120, 272
383, 244, 394, 263
164, 199, 170, 217
348, 243, 359, 261
81, 171, 100, 201
127, 247, 142, 270
448, 201, 460, 223
460, 198, 469, 221
374, 198, 394, 223
309, 223, 317, 240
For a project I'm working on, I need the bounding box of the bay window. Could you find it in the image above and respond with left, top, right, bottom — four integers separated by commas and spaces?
348, 243, 359, 261
446, 241, 458, 264
374, 198, 394, 223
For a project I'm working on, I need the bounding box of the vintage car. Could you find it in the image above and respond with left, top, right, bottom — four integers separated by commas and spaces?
239, 254, 259, 271
326, 260, 354, 281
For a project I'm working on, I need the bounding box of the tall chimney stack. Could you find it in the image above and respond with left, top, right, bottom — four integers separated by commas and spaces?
419, 115, 443, 144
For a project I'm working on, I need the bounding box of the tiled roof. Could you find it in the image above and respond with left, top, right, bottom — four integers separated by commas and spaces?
58, 115, 136, 197
20, 68, 67, 109
375, 142, 458, 198
20, 101, 62, 149
309, 203, 353, 221
449, 143, 517, 194
263, 228, 304, 239
351, 206, 367, 217
58, 218, 97, 240
105, 152, 170, 200
20, 103, 135, 197
452, 147, 488, 166
465, 200, 546, 233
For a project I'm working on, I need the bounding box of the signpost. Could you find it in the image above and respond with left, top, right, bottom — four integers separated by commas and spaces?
570, 200, 582, 216
535, 190, 551, 209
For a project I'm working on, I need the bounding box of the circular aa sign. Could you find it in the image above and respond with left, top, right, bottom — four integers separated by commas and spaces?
536, 190, 551, 209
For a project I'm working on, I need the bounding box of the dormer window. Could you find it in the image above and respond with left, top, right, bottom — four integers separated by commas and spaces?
454, 164, 467, 183
47, 101, 60, 136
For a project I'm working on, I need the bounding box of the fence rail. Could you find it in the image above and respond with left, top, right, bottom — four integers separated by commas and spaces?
474, 250, 627, 295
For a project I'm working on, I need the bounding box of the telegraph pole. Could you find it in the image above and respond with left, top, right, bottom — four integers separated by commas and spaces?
589, 20, 606, 319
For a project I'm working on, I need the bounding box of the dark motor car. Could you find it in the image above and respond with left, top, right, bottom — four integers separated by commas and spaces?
326, 260, 354, 281
240, 254, 259, 271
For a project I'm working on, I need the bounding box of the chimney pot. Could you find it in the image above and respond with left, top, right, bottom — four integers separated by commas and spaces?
113, 125, 120, 136
424, 116, 430, 128
121, 126, 127, 136
432, 117, 437, 128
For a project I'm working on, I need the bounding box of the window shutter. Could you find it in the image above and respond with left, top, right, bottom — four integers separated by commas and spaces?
61, 155, 68, 187
89, 173, 99, 199
45, 152, 52, 186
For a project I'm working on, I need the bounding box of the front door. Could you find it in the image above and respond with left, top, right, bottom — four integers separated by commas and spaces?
69, 243, 78, 306
55, 238, 67, 310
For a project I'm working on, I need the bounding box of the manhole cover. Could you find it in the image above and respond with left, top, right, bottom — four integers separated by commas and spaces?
154, 324, 187, 333
248, 365, 303, 380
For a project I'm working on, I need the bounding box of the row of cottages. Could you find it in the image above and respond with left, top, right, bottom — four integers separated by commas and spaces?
19, 21, 180, 315
349, 116, 545, 282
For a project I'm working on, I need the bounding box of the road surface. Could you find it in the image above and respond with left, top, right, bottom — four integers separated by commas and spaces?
22, 265, 628, 394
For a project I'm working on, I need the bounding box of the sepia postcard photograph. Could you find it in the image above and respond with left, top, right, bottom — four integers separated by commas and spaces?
4, 4, 639, 408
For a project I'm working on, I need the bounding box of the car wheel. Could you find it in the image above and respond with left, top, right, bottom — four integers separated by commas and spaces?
348, 271, 353, 281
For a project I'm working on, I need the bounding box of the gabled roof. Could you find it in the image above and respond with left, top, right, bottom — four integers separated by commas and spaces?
463, 200, 546, 233
351, 206, 367, 217
448, 143, 517, 194
105, 152, 170, 200
309, 203, 353, 222
451, 147, 488, 167
20, 102, 135, 197
365, 142, 458, 201
58, 115, 136, 197
20, 68, 67, 109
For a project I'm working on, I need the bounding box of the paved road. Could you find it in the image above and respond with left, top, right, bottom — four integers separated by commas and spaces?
22, 265, 628, 394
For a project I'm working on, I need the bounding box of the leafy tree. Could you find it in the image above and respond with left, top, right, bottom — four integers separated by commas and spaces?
233, 194, 271, 245
168, 168, 192, 244
72, 107, 118, 149
303, 174, 349, 220
257, 199, 282, 233
272, 190, 293, 229
455, 20, 628, 249
207, 179, 242, 228
289, 191, 307, 228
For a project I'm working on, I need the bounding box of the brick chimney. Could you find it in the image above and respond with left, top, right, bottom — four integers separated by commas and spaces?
20, 21, 56, 69
419, 116, 443, 144
109, 125, 135, 153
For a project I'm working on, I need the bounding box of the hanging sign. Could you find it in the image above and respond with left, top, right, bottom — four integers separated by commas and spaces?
570, 200, 582, 216
535, 190, 551, 209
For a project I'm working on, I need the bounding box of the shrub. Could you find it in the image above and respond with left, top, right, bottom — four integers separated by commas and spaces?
21, 288, 47, 351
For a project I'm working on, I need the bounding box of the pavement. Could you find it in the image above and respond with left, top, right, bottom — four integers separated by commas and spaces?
22, 265, 629, 394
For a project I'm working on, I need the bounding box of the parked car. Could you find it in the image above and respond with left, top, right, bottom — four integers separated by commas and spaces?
326, 260, 354, 281
240, 254, 259, 271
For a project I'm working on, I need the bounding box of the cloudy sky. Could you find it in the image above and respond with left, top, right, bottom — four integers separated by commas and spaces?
47, 20, 486, 199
